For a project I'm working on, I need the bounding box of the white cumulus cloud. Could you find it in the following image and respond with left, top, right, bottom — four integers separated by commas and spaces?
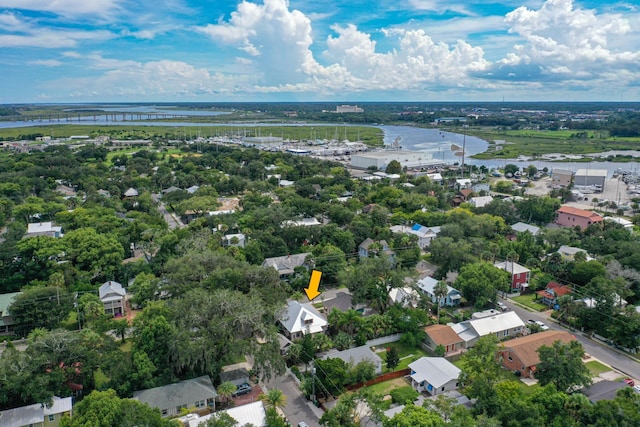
193, 0, 493, 95
482, 0, 640, 82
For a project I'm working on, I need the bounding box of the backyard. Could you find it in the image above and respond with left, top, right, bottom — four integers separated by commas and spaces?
372, 341, 430, 373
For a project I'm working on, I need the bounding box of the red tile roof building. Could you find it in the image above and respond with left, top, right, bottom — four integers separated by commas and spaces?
555, 206, 603, 230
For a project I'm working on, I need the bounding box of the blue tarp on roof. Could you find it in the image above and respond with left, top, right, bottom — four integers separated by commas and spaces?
412, 223, 423, 231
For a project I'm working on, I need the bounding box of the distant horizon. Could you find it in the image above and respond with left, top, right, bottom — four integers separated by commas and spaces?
1, 1, 639, 103
4, 101, 640, 106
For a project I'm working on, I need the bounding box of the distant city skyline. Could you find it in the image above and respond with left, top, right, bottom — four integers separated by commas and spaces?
1, 0, 639, 103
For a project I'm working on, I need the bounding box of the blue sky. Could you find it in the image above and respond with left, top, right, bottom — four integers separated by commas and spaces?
1, 0, 639, 103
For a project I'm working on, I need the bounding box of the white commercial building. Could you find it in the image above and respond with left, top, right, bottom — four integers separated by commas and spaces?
574, 168, 607, 189
336, 105, 364, 113
351, 150, 441, 170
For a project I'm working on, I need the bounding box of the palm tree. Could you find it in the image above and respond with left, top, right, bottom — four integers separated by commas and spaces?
259, 388, 287, 411
434, 281, 449, 324
338, 309, 362, 337
217, 381, 237, 409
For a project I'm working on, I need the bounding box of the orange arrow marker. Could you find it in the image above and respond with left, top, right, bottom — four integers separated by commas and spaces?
304, 270, 322, 301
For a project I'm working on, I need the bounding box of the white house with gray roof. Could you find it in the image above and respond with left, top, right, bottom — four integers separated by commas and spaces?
390, 224, 441, 250
416, 277, 461, 307
279, 300, 327, 340
408, 357, 461, 395
321, 345, 383, 375
133, 375, 217, 418
99, 281, 126, 317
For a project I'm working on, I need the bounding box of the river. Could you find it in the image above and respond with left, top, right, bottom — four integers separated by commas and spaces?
382, 125, 639, 178
1, 116, 638, 176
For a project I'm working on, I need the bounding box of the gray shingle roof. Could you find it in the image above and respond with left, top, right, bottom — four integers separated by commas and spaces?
262, 253, 311, 276
322, 345, 383, 366
133, 376, 217, 410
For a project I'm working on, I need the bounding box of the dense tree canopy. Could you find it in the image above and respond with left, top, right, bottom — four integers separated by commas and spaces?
455, 263, 510, 308
536, 340, 592, 392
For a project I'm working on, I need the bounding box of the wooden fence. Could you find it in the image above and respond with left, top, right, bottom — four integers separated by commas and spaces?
345, 368, 411, 391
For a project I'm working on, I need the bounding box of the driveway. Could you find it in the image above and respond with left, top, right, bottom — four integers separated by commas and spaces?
265, 372, 322, 427
501, 296, 640, 379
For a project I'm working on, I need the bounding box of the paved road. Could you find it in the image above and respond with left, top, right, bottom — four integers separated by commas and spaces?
265, 372, 321, 427
501, 296, 640, 379
152, 193, 184, 229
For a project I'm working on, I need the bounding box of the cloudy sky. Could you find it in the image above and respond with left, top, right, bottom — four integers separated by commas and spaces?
1, 0, 639, 102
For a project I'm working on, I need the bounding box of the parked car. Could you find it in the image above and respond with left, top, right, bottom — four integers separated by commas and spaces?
527, 319, 550, 330
233, 383, 253, 396
633, 385, 640, 393
623, 378, 635, 387
496, 302, 508, 311
298, 423, 309, 427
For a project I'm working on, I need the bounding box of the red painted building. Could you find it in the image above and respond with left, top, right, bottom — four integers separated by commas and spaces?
494, 261, 531, 292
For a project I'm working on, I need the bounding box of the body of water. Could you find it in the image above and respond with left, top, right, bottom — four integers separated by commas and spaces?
381, 125, 488, 164
1, 117, 638, 175
383, 125, 639, 177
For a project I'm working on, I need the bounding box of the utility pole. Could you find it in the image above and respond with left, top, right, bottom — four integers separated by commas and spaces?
311, 360, 316, 406
75, 293, 81, 330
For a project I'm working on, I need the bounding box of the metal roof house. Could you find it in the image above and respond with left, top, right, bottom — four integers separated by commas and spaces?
25, 222, 63, 238
408, 357, 461, 396
452, 311, 526, 348
99, 281, 126, 317
390, 224, 441, 250
182, 401, 267, 427
510, 222, 541, 235
279, 300, 327, 340
416, 277, 461, 307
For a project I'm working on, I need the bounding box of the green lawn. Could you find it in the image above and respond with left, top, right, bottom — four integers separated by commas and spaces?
60, 311, 79, 331
364, 377, 410, 396
516, 380, 540, 395
512, 294, 548, 312
585, 360, 611, 376
120, 340, 132, 353
462, 126, 640, 159
95, 368, 111, 389
373, 342, 429, 373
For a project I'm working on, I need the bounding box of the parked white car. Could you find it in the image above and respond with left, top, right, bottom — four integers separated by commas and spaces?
528, 319, 550, 330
